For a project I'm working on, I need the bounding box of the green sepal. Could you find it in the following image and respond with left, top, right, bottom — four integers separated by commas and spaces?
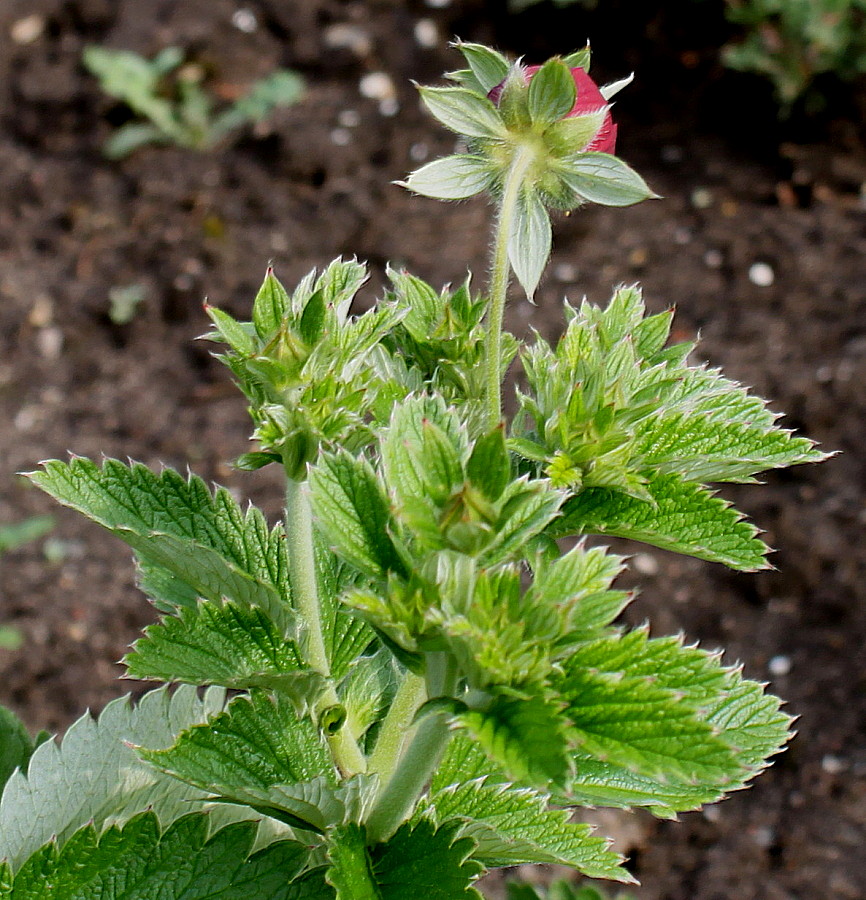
558, 153, 657, 207
527, 58, 576, 125
418, 86, 507, 140
453, 42, 510, 93
401, 155, 493, 201
563, 46, 591, 71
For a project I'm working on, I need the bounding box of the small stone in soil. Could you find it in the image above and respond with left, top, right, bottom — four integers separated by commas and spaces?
749, 261, 775, 287
691, 187, 714, 209
703, 248, 724, 269
768, 654, 792, 677
338, 109, 361, 128
409, 142, 429, 162
359, 72, 395, 101
822, 754, 846, 775
632, 553, 659, 576
231, 9, 258, 33
414, 19, 439, 48
10, 14, 45, 45
554, 263, 578, 283
379, 97, 400, 117
326, 24, 372, 56
330, 128, 352, 146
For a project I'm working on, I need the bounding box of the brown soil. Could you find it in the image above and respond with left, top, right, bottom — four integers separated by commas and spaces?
1, 2, 865, 898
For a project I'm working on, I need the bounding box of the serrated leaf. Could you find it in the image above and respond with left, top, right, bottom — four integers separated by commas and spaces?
29, 458, 295, 634
309, 450, 404, 580
508, 188, 551, 300
455, 695, 571, 790
4, 811, 311, 899
370, 819, 483, 899
549, 473, 770, 570
426, 779, 630, 881
0, 706, 33, 793
634, 411, 825, 483
254, 267, 291, 338
123, 601, 317, 696
483, 479, 564, 566
559, 153, 655, 207
454, 42, 510, 93
140, 691, 335, 801
0, 686, 235, 871
419, 86, 506, 140
527, 58, 576, 124
432, 731, 496, 794
402, 155, 492, 200
560, 666, 741, 785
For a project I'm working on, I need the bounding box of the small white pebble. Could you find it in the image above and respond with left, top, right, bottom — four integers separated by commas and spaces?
702, 805, 722, 822
749, 261, 775, 287
10, 14, 45, 45
632, 553, 660, 576
379, 97, 400, 117
822, 754, 846, 775
270, 231, 289, 253
703, 248, 723, 269
414, 18, 439, 48
691, 187, 714, 209
673, 226, 692, 245
36, 326, 63, 359
14, 407, 38, 432
751, 826, 775, 849
337, 108, 361, 128
409, 142, 429, 162
330, 127, 352, 146
554, 263, 578, 283
425, 0, 451, 7
325, 24, 372, 56
661, 144, 683, 164
28, 295, 54, 327
815, 365, 834, 384
231, 8, 258, 33
768, 654, 791, 677
359, 71, 395, 101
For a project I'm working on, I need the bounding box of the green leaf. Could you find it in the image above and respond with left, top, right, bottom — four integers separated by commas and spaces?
309, 450, 404, 579
139, 691, 335, 800
466, 425, 510, 502
527, 58, 576, 125
0, 706, 33, 793
339, 650, 397, 744
633, 411, 825, 483
454, 42, 510, 93
299, 289, 328, 346
508, 188, 551, 300
370, 819, 483, 900
123, 602, 321, 698
3, 811, 312, 899
0, 686, 237, 871
550, 473, 770, 571
482, 478, 564, 567
418, 86, 506, 140
560, 667, 741, 786
204, 304, 256, 356
402, 155, 492, 200
455, 695, 571, 790
559, 153, 656, 207
426, 779, 631, 881
254, 267, 291, 338
29, 458, 295, 634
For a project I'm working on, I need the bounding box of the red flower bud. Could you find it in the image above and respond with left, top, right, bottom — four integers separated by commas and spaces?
489, 65, 617, 155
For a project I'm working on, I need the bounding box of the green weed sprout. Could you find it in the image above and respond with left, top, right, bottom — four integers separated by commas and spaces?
82, 45, 303, 158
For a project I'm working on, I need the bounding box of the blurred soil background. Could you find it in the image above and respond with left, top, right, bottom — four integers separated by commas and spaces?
0, 1, 865, 897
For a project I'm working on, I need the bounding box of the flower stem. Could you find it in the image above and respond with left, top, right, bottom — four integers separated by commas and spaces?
284, 475, 366, 776
367, 671, 426, 782
364, 652, 457, 843
483, 144, 534, 431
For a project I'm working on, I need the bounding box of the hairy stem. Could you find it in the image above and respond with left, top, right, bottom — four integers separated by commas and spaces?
364, 653, 457, 843
284, 476, 366, 776
483, 144, 535, 431
367, 672, 426, 782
